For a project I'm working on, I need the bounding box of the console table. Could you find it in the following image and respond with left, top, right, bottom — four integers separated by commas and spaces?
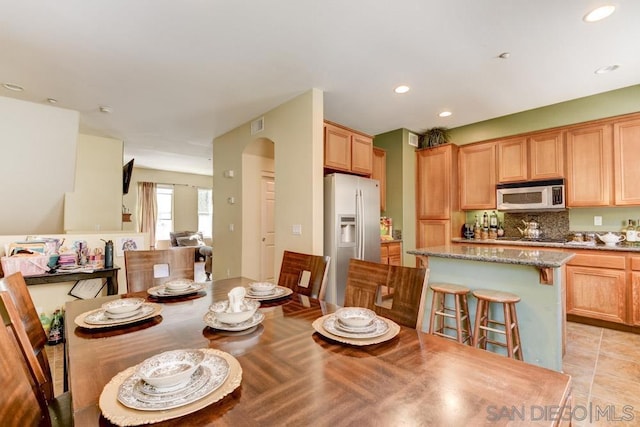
24, 267, 120, 295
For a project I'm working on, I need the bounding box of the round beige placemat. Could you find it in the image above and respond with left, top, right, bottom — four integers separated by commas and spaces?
312, 314, 400, 346
99, 348, 242, 426
74, 303, 163, 329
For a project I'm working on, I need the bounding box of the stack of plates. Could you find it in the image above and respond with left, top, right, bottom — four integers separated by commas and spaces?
203, 299, 264, 332
324, 307, 389, 339
117, 349, 230, 411
245, 282, 293, 301
312, 307, 401, 346
147, 282, 205, 298
101, 298, 146, 320
76, 301, 162, 328
100, 349, 242, 425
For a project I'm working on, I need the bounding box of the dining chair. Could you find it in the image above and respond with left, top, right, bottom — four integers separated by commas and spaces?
0, 272, 54, 401
343, 258, 429, 329
124, 247, 196, 293
277, 250, 331, 299
0, 290, 71, 426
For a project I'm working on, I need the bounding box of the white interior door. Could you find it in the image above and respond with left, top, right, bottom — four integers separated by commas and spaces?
260, 173, 275, 281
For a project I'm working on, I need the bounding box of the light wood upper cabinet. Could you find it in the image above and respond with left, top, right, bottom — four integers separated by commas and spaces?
497, 137, 528, 183
372, 147, 386, 211
497, 131, 564, 183
566, 123, 612, 207
529, 130, 565, 181
417, 144, 458, 219
324, 121, 372, 176
459, 141, 497, 210
613, 117, 640, 205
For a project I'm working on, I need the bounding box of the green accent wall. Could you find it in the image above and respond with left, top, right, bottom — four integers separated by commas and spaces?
449, 84, 640, 145
374, 128, 417, 266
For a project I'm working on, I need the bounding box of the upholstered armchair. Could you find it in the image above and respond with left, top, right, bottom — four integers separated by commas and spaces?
169, 231, 212, 280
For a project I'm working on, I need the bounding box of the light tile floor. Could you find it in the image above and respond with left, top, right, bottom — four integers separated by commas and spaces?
562, 322, 640, 426
47, 318, 640, 425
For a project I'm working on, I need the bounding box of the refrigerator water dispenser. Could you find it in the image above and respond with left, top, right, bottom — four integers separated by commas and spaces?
339, 216, 356, 247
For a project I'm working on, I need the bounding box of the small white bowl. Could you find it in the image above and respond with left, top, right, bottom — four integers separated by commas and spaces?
165, 278, 194, 291
136, 349, 204, 389
335, 307, 377, 328
101, 297, 145, 315
209, 299, 260, 324
249, 281, 276, 293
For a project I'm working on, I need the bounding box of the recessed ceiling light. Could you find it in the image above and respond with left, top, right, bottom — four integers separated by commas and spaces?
394, 85, 410, 94
498, 52, 511, 59
594, 64, 620, 74
47, 98, 58, 104
99, 105, 113, 113
439, 111, 452, 118
2, 83, 24, 92
583, 5, 615, 22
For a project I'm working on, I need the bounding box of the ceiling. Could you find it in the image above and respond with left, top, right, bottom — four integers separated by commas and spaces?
2, 1, 639, 177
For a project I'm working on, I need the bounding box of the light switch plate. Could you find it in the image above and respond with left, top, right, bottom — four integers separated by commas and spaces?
594, 216, 602, 226
292, 224, 302, 235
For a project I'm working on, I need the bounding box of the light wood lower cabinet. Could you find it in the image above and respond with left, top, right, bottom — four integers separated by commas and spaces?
380, 241, 402, 266
566, 265, 627, 324
565, 251, 628, 325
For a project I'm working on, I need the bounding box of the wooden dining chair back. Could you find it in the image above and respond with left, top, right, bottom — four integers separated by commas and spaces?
0, 290, 71, 426
343, 258, 429, 329
277, 250, 331, 299
0, 292, 46, 426
0, 272, 53, 401
125, 247, 195, 292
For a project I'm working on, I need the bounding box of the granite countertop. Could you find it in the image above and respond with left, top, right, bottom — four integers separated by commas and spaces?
407, 245, 575, 268
450, 237, 640, 253
380, 239, 403, 243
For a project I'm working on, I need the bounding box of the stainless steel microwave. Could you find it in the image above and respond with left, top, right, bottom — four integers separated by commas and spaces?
496, 179, 565, 211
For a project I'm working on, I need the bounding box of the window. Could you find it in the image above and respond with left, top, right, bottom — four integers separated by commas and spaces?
198, 188, 213, 238
156, 185, 174, 241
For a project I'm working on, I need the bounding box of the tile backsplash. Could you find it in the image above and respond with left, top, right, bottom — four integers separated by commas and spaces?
502, 211, 570, 239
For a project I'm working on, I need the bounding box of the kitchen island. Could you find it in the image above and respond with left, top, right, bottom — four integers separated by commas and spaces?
408, 244, 575, 371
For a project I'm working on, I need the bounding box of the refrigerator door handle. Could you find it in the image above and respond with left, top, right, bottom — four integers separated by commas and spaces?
359, 188, 365, 259
355, 189, 362, 259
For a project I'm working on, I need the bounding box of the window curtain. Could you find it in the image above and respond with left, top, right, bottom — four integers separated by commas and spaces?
137, 182, 157, 249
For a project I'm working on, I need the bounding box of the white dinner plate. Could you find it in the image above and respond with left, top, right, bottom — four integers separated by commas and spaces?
312, 314, 400, 346
82, 303, 157, 325
322, 315, 389, 339
147, 283, 205, 298
203, 311, 265, 332
100, 349, 242, 426
117, 352, 230, 411
244, 286, 293, 301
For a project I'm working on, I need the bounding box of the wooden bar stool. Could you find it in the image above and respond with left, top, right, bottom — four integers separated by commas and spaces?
428, 283, 473, 345
472, 289, 523, 360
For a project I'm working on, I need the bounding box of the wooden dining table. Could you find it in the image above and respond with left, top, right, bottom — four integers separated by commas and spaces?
65, 277, 572, 426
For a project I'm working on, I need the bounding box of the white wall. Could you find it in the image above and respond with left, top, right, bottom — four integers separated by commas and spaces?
0, 96, 78, 234
64, 134, 123, 232
213, 89, 324, 280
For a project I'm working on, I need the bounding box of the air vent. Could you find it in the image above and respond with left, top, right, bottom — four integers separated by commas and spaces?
251, 117, 265, 135
408, 132, 419, 147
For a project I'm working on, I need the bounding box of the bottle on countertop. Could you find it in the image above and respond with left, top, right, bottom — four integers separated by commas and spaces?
473, 215, 481, 240
626, 219, 637, 243
104, 239, 114, 268
482, 211, 489, 230
488, 211, 498, 239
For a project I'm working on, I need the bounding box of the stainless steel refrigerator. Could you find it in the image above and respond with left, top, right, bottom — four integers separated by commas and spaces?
324, 173, 381, 306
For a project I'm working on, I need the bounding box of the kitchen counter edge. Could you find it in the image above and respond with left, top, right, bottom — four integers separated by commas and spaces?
408, 246, 575, 268
451, 237, 640, 252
